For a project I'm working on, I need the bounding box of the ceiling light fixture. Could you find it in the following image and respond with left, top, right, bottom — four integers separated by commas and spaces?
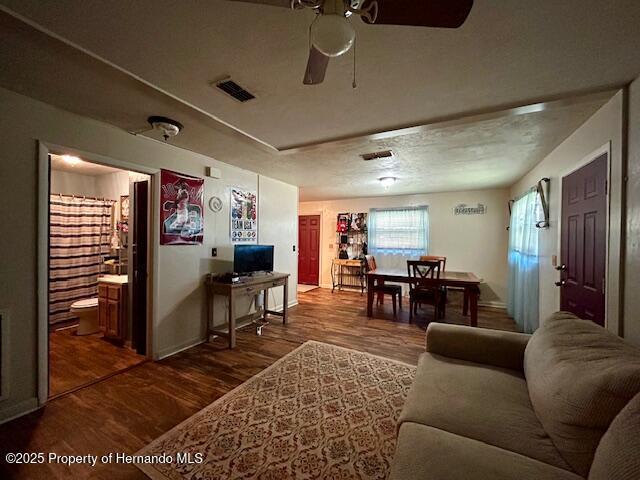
379, 176, 397, 189
148, 116, 184, 142
62, 155, 82, 166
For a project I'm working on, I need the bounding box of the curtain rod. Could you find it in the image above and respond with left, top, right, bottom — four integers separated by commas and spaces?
51, 192, 117, 202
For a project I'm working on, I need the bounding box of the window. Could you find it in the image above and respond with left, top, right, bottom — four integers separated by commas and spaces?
368, 207, 429, 256
509, 190, 542, 256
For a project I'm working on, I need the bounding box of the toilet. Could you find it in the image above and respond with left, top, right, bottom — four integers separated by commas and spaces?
70, 298, 100, 335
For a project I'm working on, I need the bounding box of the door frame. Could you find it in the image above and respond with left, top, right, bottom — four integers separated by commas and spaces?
557, 142, 620, 331
298, 211, 324, 287
37, 141, 160, 406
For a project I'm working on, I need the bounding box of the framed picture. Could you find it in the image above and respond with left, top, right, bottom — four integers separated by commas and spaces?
160, 169, 204, 245
120, 195, 130, 222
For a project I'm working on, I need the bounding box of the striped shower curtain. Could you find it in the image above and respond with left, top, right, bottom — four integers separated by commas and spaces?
49, 195, 114, 325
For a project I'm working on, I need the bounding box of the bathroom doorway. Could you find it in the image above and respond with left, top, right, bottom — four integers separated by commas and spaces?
47, 153, 151, 398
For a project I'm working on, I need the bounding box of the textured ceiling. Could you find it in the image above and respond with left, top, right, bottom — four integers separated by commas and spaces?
0, 1, 632, 200
1, 0, 639, 150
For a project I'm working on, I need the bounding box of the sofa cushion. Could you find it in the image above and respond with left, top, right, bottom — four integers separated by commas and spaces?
588, 392, 640, 480
524, 312, 640, 477
398, 352, 571, 470
390, 422, 583, 480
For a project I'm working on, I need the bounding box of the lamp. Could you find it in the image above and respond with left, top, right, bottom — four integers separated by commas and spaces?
310, 14, 355, 57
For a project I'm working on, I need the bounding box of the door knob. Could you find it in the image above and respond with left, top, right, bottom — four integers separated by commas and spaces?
555, 280, 566, 287
555, 264, 567, 271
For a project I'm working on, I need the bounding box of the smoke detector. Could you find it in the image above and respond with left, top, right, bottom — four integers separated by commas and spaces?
148, 116, 184, 141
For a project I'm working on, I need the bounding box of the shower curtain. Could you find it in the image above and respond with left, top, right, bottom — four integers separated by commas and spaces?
49, 195, 114, 325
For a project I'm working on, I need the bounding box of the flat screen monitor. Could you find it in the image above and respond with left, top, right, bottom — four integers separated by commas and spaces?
234, 245, 274, 274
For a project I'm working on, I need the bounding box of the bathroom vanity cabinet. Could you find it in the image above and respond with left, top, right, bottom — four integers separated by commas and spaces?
98, 276, 128, 343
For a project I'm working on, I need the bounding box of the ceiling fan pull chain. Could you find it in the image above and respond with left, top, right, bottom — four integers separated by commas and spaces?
352, 35, 357, 89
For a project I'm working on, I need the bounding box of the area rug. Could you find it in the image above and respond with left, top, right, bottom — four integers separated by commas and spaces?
136, 340, 416, 480
297, 284, 319, 293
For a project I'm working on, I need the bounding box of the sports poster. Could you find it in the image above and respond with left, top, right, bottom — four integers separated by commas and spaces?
230, 187, 257, 243
160, 169, 204, 245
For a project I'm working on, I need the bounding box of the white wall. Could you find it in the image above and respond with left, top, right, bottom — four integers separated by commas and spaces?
0, 86, 298, 423
259, 176, 299, 309
300, 188, 510, 306
510, 91, 624, 332
625, 77, 640, 346
50, 170, 97, 197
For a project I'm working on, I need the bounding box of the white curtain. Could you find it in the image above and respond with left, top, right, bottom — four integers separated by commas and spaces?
507, 189, 540, 333
369, 207, 429, 294
369, 207, 429, 256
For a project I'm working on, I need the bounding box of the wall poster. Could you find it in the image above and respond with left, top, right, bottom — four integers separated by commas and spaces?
160, 169, 204, 245
230, 187, 257, 243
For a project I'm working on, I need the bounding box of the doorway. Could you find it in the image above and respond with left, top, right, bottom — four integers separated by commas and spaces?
298, 215, 321, 286
559, 152, 608, 326
47, 153, 151, 398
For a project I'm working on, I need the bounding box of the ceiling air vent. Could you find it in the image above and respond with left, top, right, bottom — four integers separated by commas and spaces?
214, 78, 255, 103
361, 150, 394, 161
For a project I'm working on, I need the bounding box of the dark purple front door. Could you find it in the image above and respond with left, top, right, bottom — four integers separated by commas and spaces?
560, 153, 607, 326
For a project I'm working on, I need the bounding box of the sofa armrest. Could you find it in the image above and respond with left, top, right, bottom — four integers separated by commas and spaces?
425, 323, 531, 372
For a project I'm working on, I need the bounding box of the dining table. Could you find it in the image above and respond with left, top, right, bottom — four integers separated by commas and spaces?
366, 268, 482, 326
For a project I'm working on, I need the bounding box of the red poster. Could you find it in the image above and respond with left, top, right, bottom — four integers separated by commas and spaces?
160, 169, 204, 245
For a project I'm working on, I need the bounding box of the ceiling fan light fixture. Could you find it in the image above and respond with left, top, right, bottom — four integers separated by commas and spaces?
310, 14, 355, 57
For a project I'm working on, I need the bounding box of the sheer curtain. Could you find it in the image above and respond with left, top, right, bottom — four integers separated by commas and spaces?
507, 189, 540, 333
369, 207, 429, 256
369, 207, 429, 294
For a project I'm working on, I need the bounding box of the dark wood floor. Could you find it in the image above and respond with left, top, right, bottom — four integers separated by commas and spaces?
49, 327, 146, 398
0, 289, 515, 479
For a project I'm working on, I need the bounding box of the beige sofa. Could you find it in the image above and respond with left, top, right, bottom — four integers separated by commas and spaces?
390, 312, 640, 480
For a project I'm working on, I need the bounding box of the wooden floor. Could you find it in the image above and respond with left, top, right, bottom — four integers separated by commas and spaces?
0, 289, 515, 480
49, 327, 146, 398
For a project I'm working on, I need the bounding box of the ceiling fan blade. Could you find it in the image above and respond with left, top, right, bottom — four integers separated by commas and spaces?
303, 46, 330, 85
227, 0, 294, 8
361, 0, 473, 28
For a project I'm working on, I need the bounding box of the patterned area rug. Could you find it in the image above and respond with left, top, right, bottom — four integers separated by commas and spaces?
136, 341, 416, 480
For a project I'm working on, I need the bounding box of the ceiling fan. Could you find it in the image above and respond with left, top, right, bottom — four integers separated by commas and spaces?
228, 0, 474, 85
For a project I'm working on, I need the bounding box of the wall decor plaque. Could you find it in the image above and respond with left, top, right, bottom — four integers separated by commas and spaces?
454, 203, 486, 215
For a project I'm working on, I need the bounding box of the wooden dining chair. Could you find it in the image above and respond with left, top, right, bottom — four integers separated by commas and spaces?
365, 255, 403, 317
419, 255, 448, 311
420, 255, 447, 272
407, 260, 445, 322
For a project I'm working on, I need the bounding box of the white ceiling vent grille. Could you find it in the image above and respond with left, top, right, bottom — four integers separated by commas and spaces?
361, 150, 394, 161
214, 78, 255, 103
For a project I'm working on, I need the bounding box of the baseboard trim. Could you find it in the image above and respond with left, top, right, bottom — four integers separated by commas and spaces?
156, 337, 206, 361
478, 301, 507, 309
0, 397, 40, 425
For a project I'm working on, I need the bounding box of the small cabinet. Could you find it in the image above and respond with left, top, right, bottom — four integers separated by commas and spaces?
98, 281, 128, 343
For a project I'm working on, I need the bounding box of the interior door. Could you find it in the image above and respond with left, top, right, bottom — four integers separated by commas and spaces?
132, 180, 148, 355
298, 215, 320, 285
560, 153, 607, 325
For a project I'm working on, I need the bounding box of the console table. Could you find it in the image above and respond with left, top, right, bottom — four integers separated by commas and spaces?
331, 258, 366, 294
205, 272, 290, 348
